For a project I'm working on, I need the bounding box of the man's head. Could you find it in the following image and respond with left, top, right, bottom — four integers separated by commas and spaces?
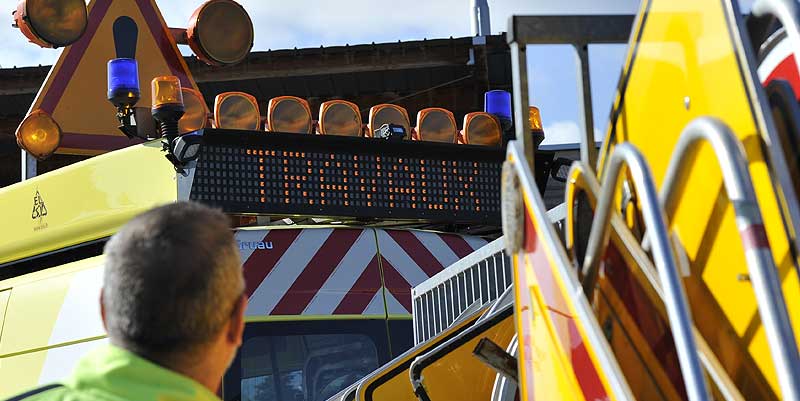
101, 202, 246, 386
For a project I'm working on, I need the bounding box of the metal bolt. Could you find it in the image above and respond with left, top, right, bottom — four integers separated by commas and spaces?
684, 96, 691, 110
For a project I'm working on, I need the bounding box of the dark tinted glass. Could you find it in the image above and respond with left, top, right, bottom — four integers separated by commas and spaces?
239, 333, 379, 401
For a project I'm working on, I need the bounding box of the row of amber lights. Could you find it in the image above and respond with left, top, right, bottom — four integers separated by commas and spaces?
205, 91, 543, 146
16, 81, 542, 159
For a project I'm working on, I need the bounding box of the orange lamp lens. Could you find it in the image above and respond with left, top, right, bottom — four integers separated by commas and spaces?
151, 76, 183, 109
187, 0, 253, 66
368, 104, 410, 139
464, 112, 501, 146
16, 109, 62, 159
319, 101, 361, 136
214, 92, 260, 130
268, 97, 312, 134
15, 0, 88, 48
179, 88, 208, 134
417, 109, 456, 143
529, 106, 543, 131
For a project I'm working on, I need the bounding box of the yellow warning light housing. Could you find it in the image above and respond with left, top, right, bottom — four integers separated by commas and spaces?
187, 0, 254, 66
529, 106, 543, 131
151, 76, 183, 109
318, 100, 362, 136
179, 88, 209, 134
462, 112, 501, 146
415, 108, 457, 143
266, 96, 313, 134
16, 109, 62, 160
214, 91, 260, 130
13, 0, 88, 48
368, 104, 410, 139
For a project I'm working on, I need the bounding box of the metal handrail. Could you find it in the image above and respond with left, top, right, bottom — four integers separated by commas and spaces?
580, 143, 711, 401
659, 116, 800, 401
566, 160, 746, 401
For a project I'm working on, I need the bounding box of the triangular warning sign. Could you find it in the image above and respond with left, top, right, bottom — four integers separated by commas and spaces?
32, 190, 48, 220
24, 0, 207, 156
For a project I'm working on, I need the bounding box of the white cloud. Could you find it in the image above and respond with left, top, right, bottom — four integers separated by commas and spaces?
541, 120, 581, 146
541, 120, 603, 146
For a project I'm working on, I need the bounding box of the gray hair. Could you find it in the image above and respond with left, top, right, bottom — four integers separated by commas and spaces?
102, 202, 244, 357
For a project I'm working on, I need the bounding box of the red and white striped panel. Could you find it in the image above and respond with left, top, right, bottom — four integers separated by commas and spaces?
758, 29, 800, 97
377, 229, 488, 315
236, 228, 488, 317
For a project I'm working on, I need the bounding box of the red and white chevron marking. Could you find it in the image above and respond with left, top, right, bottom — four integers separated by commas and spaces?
236, 228, 487, 316
758, 30, 800, 97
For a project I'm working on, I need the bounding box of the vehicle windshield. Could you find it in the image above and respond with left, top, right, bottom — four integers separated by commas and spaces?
240, 333, 379, 401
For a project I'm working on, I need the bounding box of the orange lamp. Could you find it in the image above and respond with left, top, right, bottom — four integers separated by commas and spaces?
187, 0, 254, 66
318, 100, 362, 136
13, 0, 87, 48
368, 104, 410, 139
415, 108, 457, 143
266, 96, 313, 134
179, 88, 209, 134
214, 92, 260, 130
529, 106, 543, 131
151, 76, 183, 109
16, 109, 62, 160
462, 112, 501, 146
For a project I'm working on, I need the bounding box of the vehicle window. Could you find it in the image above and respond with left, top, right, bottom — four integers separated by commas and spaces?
240, 333, 380, 401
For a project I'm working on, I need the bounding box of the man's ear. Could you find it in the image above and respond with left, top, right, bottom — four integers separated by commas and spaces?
227, 295, 248, 346
99, 289, 108, 331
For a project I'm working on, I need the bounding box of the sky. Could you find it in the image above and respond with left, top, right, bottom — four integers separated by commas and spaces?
0, 0, 648, 145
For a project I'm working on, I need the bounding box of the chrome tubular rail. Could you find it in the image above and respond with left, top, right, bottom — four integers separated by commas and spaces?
660, 117, 800, 401
566, 160, 746, 401
581, 143, 711, 401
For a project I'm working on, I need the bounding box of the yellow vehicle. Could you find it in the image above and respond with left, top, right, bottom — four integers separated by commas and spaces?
0, 141, 497, 399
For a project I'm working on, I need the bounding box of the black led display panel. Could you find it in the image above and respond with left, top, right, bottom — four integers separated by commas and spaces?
186, 129, 504, 224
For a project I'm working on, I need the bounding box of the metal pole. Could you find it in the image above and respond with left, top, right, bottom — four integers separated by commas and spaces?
574, 43, 597, 170
582, 143, 711, 401
510, 42, 534, 169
